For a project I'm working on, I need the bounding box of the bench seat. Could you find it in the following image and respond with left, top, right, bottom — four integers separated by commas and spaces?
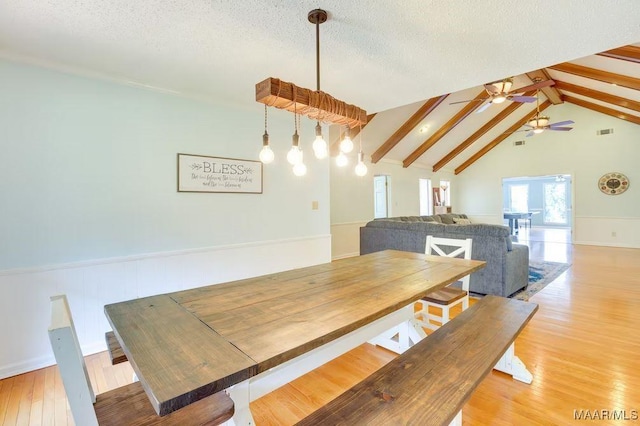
94, 381, 233, 426
297, 295, 538, 426
105, 331, 128, 365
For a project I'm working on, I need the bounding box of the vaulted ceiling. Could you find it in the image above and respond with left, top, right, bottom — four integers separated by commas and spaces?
345, 44, 640, 174
1, 1, 639, 174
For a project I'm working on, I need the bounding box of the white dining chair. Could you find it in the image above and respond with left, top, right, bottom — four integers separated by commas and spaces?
416, 236, 473, 331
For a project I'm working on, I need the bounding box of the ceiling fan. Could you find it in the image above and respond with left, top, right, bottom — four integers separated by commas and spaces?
450, 77, 555, 113
519, 91, 574, 137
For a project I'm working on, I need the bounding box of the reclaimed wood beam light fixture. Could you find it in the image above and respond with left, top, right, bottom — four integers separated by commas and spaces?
256, 9, 369, 175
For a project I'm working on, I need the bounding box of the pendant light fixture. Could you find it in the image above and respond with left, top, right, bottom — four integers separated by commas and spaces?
259, 105, 275, 164
257, 8, 369, 175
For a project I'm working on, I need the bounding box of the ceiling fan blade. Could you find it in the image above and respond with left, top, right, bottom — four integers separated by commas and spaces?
548, 127, 573, 131
508, 95, 537, 103
449, 98, 486, 105
475, 102, 492, 113
510, 79, 555, 94
549, 120, 575, 127
525, 131, 535, 137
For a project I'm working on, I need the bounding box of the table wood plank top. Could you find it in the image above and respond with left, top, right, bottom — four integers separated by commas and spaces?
105, 250, 485, 416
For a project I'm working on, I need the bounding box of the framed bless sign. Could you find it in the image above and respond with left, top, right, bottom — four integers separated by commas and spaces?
177, 153, 263, 194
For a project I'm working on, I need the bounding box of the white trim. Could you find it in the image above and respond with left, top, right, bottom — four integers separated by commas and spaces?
0, 341, 106, 380
331, 252, 360, 261
0, 234, 331, 277
574, 215, 640, 221
574, 240, 640, 249
330, 221, 368, 227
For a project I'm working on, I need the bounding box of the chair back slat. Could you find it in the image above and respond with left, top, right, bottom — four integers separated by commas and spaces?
425, 236, 473, 291
48, 295, 99, 426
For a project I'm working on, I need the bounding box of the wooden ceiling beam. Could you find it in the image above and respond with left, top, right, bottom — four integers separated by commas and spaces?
597, 45, 640, 64
548, 63, 640, 91
432, 90, 536, 172
402, 90, 486, 168
555, 81, 640, 113
564, 95, 640, 125
525, 70, 562, 104
454, 101, 552, 175
329, 113, 377, 156
371, 95, 448, 164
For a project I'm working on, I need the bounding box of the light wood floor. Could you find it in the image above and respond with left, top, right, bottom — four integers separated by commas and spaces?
2, 231, 639, 425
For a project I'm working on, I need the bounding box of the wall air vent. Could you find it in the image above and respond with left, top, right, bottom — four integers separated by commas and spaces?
513, 140, 525, 146
597, 128, 614, 135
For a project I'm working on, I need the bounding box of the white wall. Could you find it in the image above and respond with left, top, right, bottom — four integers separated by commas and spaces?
456, 102, 640, 247
330, 158, 455, 259
0, 60, 331, 378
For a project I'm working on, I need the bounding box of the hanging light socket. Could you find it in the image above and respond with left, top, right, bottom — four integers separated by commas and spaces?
355, 151, 368, 176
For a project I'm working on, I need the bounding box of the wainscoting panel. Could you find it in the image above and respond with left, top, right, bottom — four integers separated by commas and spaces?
574, 216, 640, 248
331, 222, 368, 260
0, 235, 331, 379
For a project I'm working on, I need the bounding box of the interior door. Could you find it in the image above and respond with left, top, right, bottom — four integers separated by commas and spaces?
374, 175, 389, 218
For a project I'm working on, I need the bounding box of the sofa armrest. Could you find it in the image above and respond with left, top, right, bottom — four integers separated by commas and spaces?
504, 244, 529, 297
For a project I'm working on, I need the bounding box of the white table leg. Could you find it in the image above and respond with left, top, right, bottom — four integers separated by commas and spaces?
368, 314, 427, 354
225, 381, 255, 426
493, 342, 533, 384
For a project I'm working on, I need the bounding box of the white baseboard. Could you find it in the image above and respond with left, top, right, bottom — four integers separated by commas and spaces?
331, 252, 360, 261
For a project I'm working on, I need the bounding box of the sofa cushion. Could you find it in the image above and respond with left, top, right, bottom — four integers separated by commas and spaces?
453, 218, 471, 225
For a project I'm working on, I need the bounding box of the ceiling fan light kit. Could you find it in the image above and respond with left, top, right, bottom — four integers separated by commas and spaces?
256, 9, 368, 177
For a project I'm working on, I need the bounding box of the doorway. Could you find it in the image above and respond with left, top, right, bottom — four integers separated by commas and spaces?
374, 175, 390, 219
502, 174, 573, 241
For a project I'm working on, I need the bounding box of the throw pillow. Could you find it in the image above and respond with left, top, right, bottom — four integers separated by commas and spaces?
453, 218, 472, 225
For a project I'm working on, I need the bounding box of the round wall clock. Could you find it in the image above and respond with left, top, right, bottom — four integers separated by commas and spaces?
598, 172, 629, 195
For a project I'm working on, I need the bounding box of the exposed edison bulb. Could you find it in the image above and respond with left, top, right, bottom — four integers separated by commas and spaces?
259, 145, 275, 163
287, 146, 302, 165
355, 152, 367, 176
313, 135, 328, 159
293, 162, 307, 176
287, 132, 302, 165
340, 135, 354, 153
259, 132, 275, 164
312, 123, 328, 159
492, 95, 507, 104
336, 151, 348, 167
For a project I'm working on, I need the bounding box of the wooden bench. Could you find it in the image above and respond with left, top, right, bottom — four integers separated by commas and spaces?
104, 331, 127, 365
49, 295, 234, 426
297, 295, 538, 426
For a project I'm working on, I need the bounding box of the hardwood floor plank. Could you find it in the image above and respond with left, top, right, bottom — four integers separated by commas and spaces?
16, 367, 35, 425
2, 374, 24, 426
0, 376, 15, 425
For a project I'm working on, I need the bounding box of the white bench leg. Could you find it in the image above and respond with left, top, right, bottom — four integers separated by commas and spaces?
493, 342, 533, 384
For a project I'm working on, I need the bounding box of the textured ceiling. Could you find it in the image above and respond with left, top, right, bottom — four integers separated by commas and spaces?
1, 1, 640, 113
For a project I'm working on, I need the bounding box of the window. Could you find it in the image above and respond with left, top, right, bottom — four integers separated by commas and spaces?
544, 182, 568, 224
419, 179, 433, 215
509, 184, 528, 212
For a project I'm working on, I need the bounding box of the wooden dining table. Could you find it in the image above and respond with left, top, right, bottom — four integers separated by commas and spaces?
104, 250, 485, 423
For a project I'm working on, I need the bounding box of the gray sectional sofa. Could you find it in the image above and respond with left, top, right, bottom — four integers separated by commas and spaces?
359, 214, 529, 297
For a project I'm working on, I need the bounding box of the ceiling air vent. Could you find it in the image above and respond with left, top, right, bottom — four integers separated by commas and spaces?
513, 140, 525, 146
597, 128, 614, 136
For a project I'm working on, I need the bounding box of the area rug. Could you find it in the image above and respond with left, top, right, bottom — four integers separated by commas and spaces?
510, 260, 571, 301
